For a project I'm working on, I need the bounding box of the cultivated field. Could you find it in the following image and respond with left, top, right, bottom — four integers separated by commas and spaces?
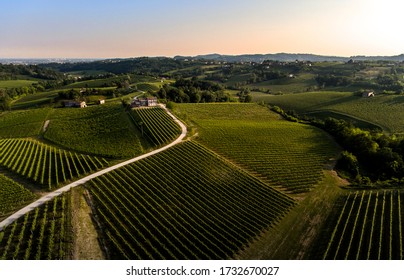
87, 141, 295, 259
0, 193, 70, 260
0, 174, 36, 219
255, 91, 404, 133
174, 103, 339, 193
0, 138, 108, 189
0, 108, 50, 138
0, 80, 36, 88
44, 103, 148, 158
129, 107, 181, 146
316, 190, 404, 260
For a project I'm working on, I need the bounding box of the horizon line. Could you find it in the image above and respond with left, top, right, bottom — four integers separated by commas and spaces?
1, 52, 404, 61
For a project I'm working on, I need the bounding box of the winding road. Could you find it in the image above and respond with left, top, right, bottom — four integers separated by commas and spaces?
0, 105, 187, 231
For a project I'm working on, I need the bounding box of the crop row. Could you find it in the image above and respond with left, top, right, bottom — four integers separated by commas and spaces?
44, 103, 145, 158
322, 190, 404, 260
0, 138, 108, 189
197, 121, 337, 193
0, 174, 36, 217
0, 108, 50, 139
0, 194, 69, 260
174, 103, 339, 194
88, 140, 295, 259
130, 107, 181, 146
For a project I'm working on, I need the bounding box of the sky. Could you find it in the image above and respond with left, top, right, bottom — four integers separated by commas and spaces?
1, 0, 404, 58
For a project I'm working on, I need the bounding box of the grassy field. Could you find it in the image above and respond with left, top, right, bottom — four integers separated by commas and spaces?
174, 103, 339, 194
254, 91, 404, 133
87, 141, 295, 259
44, 103, 149, 158
0, 80, 37, 88
11, 91, 59, 110
250, 73, 317, 93
0, 108, 50, 138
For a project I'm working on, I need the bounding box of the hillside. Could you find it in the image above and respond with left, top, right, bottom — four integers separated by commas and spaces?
255, 91, 404, 133
174, 103, 339, 194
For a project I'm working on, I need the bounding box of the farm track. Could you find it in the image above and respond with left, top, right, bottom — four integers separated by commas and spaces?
0, 104, 187, 231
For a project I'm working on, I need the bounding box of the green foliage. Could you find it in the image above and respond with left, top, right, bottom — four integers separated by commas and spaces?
319, 118, 404, 181
0, 174, 36, 217
129, 107, 181, 146
0, 108, 50, 138
336, 151, 359, 177
0, 194, 70, 259
175, 103, 339, 193
44, 103, 147, 158
157, 78, 229, 103
88, 141, 295, 259
0, 138, 107, 189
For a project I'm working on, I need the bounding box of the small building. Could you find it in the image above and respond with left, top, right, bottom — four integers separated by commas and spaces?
63, 100, 87, 108
131, 97, 158, 108
362, 91, 374, 98
98, 99, 105, 105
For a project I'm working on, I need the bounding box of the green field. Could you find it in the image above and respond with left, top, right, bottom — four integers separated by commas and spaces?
44, 103, 148, 158
254, 91, 404, 133
251, 73, 317, 93
313, 190, 404, 260
0, 80, 36, 88
0, 174, 36, 219
0, 108, 50, 138
87, 141, 295, 259
11, 91, 59, 110
129, 107, 181, 146
135, 82, 159, 92
0, 138, 108, 189
0, 194, 70, 260
174, 103, 339, 193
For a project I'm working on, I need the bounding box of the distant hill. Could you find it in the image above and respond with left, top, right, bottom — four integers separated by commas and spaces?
174, 53, 404, 63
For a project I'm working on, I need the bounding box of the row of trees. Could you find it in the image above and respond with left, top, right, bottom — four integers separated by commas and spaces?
316, 118, 404, 183
157, 78, 231, 103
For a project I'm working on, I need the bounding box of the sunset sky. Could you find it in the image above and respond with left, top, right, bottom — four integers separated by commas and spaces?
1, 0, 403, 58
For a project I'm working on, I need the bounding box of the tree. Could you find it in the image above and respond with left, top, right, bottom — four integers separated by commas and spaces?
0, 89, 11, 111
336, 151, 359, 177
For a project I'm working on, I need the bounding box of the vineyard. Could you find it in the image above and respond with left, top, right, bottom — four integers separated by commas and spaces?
256, 91, 404, 133
44, 103, 147, 158
0, 108, 50, 138
174, 103, 339, 193
87, 140, 295, 259
135, 83, 159, 92
0, 138, 108, 189
319, 190, 404, 260
0, 193, 70, 260
0, 174, 36, 218
129, 107, 181, 146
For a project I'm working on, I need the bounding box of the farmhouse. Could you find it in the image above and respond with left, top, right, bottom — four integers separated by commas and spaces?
131, 97, 158, 107
63, 100, 87, 108
98, 99, 105, 105
362, 91, 374, 98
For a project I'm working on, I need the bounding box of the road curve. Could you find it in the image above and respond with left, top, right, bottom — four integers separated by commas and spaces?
0, 105, 187, 231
